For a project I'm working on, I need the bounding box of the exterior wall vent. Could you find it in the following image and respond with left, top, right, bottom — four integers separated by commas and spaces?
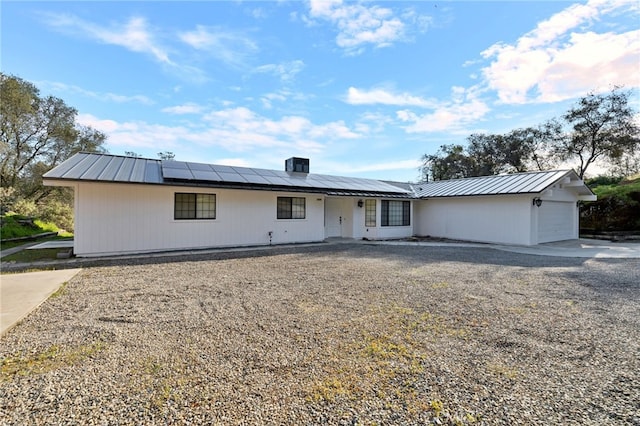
285, 157, 310, 173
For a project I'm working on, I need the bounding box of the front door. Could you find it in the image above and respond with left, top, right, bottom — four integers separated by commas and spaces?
325, 197, 350, 238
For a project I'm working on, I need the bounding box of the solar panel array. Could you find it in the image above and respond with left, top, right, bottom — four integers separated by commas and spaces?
413, 170, 572, 198
161, 159, 410, 194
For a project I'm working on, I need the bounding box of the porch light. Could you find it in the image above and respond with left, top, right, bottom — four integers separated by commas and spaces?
357, 199, 364, 208
533, 197, 543, 207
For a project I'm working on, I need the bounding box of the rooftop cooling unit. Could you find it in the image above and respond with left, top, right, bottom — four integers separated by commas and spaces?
285, 157, 310, 173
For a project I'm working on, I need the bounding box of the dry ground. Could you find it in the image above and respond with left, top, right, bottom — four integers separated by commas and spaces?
1, 244, 639, 425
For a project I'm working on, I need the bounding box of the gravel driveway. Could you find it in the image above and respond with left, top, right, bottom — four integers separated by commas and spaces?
1, 244, 639, 425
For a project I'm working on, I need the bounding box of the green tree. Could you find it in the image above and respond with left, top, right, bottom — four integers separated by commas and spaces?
421, 144, 478, 181
555, 87, 639, 179
0, 73, 106, 206
158, 151, 175, 160
467, 128, 539, 175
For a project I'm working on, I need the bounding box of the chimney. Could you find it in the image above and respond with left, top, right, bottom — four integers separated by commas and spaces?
285, 157, 310, 173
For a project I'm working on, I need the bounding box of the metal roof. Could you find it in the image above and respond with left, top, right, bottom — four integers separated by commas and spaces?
44, 153, 595, 200
43, 152, 412, 196
412, 169, 595, 198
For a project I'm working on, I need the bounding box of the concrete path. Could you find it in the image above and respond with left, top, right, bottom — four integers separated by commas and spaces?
495, 239, 640, 258
0, 269, 82, 337
372, 238, 640, 258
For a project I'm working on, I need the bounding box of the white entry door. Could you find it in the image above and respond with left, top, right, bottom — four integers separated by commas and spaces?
325, 197, 349, 238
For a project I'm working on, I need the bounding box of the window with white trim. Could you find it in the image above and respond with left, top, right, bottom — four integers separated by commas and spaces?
277, 197, 306, 219
381, 200, 410, 226
365, 199, 376, 227
174, 193, 216, 220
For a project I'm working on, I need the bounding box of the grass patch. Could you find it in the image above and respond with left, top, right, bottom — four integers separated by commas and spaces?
0, 213, 72, 243
50, 282, 69, 298
306, 303, 480, 423
1, 341, 106, 380
1, 235, 72, 251
2, 248, 69, 263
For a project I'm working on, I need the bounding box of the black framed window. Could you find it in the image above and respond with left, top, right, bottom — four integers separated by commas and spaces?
365, 199, 376, 227
277, 197, 306, 219
175, 193, 216, 220
381, 200, 410, 226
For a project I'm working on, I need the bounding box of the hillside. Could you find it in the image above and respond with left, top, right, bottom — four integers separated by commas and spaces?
581, 174, 640, 233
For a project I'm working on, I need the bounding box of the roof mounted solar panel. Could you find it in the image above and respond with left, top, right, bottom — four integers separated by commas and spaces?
162, 167, 194, 180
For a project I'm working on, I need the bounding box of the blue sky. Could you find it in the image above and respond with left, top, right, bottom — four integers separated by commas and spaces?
3, 0, 639, 181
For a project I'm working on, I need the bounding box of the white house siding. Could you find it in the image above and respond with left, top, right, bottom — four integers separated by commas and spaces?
352, 198, 414, 241
414, 195, 534, 245
73, 182, 325, 256
324, 197, 414, 241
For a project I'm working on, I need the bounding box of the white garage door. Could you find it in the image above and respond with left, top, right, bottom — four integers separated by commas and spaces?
537, 201, 575, 243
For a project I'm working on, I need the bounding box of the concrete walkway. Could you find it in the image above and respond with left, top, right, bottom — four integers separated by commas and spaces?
371, 238, 640, 258
0, 269, 82, 337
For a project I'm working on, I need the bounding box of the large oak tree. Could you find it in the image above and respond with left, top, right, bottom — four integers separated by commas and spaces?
0, 73, 106, 205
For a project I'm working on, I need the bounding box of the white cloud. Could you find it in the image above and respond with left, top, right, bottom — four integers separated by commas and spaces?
346, 87, 436, 108
253, 60, 305, 81
260, 92, 287, 109
480, 0, 640, 104
348, 159, 421, 173
41, 81, 154, 105
42, 14, 171, 64
178, 25, 258, 68
306, 0, 429, 54
79, 106, 361, 156
77, 113, 189, 149
161, 103, 204, 114
204, 107, 360, 144
396, 87, 489, 133
40, 13, 207, 83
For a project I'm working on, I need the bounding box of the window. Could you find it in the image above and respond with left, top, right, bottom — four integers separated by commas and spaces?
277, 197, 306, 219
381, 200, 410, 226
174, 193, 216, 220
365, 199, 376, 227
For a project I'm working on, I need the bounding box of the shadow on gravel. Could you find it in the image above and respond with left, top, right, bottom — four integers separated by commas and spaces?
5, 243, 639, 297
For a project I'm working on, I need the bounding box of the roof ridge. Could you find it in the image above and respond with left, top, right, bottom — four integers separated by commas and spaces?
418, 169, 573, 185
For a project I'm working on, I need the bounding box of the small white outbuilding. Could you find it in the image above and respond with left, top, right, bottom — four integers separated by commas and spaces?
43, 153, 596, 256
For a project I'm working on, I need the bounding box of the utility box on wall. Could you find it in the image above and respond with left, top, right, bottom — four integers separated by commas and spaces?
285, 157, 310, 173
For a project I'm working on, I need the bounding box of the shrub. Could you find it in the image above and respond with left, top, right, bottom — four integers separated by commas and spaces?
39, 200, 74, 233
11, 199, 38, 218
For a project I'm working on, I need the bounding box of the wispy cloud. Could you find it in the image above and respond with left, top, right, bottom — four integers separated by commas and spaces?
306, 0, 430, 54
39, 13, 208, 83
161, 103, 204, 115
178, 25, 258, 68
345, 87, 436, 108
77, 114, 187, 150
480, 0, 640, 104
253, 60, 305, 82
41, 81, 154, 105
396, 86, 489, 133
41, 13, 171, 63
79, 106, 361, 157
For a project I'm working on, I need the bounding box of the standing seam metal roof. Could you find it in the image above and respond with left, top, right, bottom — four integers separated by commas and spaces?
44, 153, 594, 199
412, 169, 592, 198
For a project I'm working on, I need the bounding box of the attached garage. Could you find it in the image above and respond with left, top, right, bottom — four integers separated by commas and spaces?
413, 170, 595, 246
